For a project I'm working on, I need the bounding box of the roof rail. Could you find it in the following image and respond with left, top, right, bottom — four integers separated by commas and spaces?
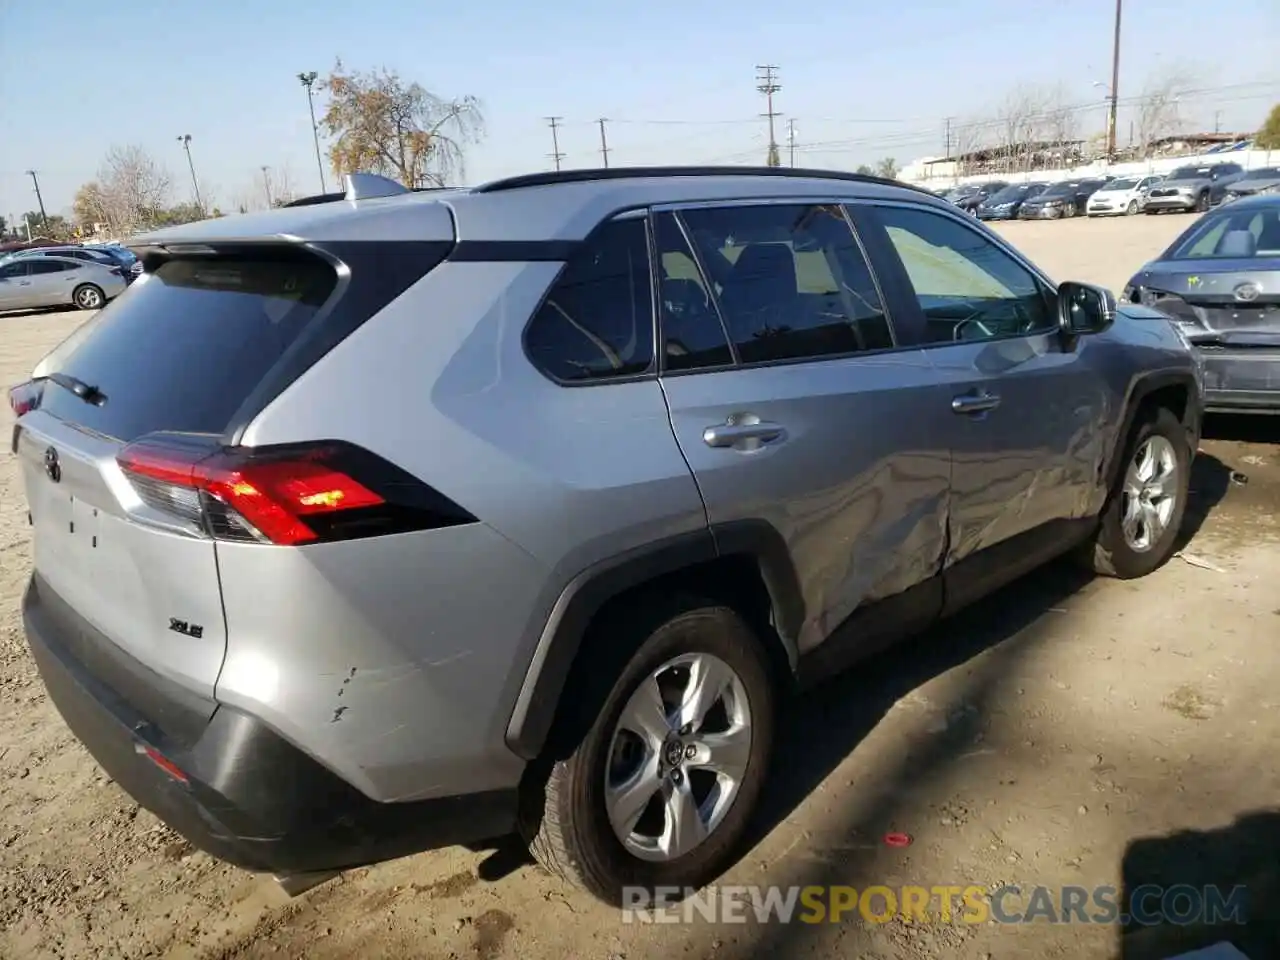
282, 191, 347, 207
473, 165, 935, 197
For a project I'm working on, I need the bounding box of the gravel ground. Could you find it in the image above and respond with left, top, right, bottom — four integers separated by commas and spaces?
2, 213, 1278, 960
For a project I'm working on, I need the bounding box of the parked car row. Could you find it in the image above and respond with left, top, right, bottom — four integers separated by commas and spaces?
930, 162, 1271, 222
0, 242, 142, 314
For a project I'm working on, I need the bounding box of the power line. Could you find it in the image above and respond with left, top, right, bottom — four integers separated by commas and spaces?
545, 116, 565, 171
755, 64, 782, 167
597, 118, 611, 168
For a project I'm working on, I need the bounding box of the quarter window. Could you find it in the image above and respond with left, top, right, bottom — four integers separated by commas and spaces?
869, 205, 1054, 343
524, 218, 654, 382
677, 203, 894, 365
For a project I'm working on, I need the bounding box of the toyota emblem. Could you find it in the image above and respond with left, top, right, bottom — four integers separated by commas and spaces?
44, 446, 61, 483
1233, 282, 1261, 303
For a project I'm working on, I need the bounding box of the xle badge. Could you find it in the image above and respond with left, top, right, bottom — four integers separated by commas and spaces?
168, 618, 205, 639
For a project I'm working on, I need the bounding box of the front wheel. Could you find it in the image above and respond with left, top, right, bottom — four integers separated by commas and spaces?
1126, 200, 1139, 215
1081, 407, 1190, 579
523, 597, 776, 905
73, 284, 104, 310
1195, 192, 1210, 213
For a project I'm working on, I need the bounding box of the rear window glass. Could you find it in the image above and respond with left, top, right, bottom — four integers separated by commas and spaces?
39, 255, 337, 441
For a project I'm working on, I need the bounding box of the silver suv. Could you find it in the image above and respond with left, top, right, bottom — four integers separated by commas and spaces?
10, 167, 1203, 905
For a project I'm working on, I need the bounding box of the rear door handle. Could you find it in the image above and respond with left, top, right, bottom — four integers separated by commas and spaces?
703, 421, 785, 448
951, 390, 1002, 414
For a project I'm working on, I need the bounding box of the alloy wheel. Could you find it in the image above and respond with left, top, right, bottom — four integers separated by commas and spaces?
1121, 435, 1178, 552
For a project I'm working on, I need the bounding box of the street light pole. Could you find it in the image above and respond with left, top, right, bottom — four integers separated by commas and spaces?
1106, 0, 1123, 160
261, 166, 274, 207
177, 135, 204, 214
298, 71, 327, 193
24, 170, 48, 228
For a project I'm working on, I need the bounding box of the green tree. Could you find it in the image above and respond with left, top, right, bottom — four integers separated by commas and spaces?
321, 60, 484, 187
1256, 103, 1280, 150
21, 212, 74, 241
855, 164, 875, 175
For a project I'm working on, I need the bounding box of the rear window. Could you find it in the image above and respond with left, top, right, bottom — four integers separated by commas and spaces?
39, 255, 337, 441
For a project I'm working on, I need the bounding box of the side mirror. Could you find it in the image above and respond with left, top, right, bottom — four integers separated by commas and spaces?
1057, 281, 1116, 336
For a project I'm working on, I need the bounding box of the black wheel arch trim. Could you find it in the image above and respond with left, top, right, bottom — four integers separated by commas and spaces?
504, 519, 804, 760
1103, 369, 1202, 493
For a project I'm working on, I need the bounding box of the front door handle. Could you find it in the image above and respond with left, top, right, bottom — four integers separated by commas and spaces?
951, 390, 1002, 415
703, 420, 785, 449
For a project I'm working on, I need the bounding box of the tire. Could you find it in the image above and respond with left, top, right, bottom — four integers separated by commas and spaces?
1082, 406, 1190, 580
73, 284, 104, 310
1126, 200, 1138, 215
522, 595, 776, 906
1195, 191, 1210, 213
1066, 201, 1078, 218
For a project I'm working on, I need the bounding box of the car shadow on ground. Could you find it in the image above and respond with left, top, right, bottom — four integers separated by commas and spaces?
1181, 451, 1235, 549
744, 555, 1095, 852
1118, 810, 1280, 960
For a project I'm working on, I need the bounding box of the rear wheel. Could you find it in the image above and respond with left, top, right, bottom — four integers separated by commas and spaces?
73, 284, 104, 310
523, 597, 776, 906
1082, 407, 1190, 579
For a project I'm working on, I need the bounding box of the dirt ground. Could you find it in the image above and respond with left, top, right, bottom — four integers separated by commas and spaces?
2, 213, 1278, 960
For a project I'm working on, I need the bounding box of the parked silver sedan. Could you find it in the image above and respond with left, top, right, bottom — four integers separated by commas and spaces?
0, 255, 128, 312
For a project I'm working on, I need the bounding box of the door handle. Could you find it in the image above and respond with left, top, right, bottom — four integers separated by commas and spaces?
703, 421, 785, 448
951, 390, 1002, 414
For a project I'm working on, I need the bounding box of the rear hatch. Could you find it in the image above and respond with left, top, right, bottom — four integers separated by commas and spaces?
12, 244, 446, 705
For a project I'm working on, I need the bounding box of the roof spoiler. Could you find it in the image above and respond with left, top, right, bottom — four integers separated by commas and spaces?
281, 172, 420, 207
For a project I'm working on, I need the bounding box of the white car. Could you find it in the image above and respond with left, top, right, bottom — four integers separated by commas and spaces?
0, 255, 128, 312
1086, 175, 1164, 217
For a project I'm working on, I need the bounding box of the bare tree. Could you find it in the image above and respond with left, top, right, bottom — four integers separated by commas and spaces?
995, 89, 1047, 172
256, 165, 298, 208
952, 118, 986, 176
93, 145, 173, 235
1135, 64, 1200, 157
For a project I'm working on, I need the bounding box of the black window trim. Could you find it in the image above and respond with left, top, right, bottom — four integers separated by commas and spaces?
651, 208, 740, 373
650, 195, 912, 379
519, 209, 661, 389
853, 197, 1062, 351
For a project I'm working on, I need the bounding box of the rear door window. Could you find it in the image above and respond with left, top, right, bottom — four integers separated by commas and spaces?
38, 255, 338, 441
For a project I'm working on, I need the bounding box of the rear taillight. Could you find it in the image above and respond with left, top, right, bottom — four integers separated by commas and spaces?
116, 435, 475, 546
9, 380, 43, 417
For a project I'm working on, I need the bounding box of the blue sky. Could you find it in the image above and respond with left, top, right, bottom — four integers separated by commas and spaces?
1, 0, 1277, 221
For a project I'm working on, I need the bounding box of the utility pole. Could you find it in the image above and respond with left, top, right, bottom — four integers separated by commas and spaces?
261, 166, 274, 207
1213, 110, 1222, 134
786, 119, 797, 167
24, 170, 47, 229
597, 118, 611, 168
1105, 0, 1123, 160
755, 65, 782, 167
944, 117, 954, 159
176, 135, 204, 214
298, 71, 328, 193
546, 116, 565, 171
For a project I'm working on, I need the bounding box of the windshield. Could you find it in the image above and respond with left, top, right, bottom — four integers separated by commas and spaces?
988, 184, 1032, 202
1169, 167, 1210, 181
1108, 178, 1141, 190
1241, 167, 1280, 180
1165, 206, 1280, 260
1039, 183, 1075, 199
952, 184, 981, 197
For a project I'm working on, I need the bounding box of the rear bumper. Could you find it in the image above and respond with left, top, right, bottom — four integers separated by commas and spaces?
23, 574, 518, 876
1144, 196, 1197, 212
1198, 348, 1280, 414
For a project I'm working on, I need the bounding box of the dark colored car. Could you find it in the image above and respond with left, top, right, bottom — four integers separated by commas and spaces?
1220, 166, 1280, 204
949, 181, 1008, 215
1017, 179, 1109, 220
976, 182, 1048, 221
1144, 163, 1245, 214
1123, 193, 1280, 413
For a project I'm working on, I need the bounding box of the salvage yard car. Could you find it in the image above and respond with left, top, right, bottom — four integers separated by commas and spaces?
1086, 175, 1163, 217
9, 166, 1203, 907
1124, 192, 1280, 414
1145, 163, 1245, 214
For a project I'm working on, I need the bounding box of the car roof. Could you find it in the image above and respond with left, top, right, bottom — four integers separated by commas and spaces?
133, 166, 952, 247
